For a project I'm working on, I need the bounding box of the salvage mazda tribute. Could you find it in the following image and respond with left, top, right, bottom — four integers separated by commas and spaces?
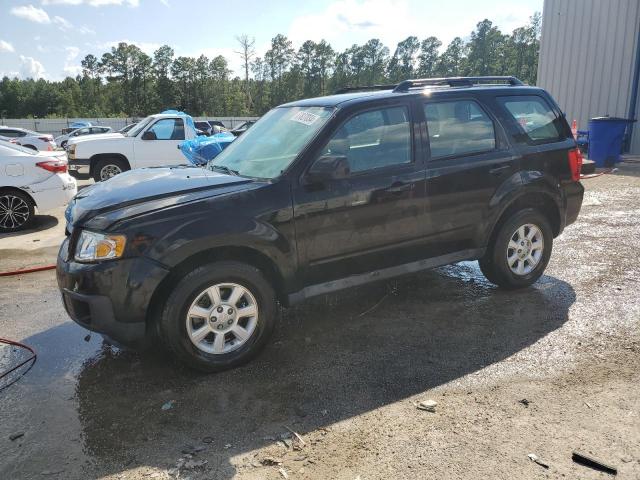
57, 76, 584, 371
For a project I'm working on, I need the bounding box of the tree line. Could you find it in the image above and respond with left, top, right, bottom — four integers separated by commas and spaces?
0, 15, 540, 119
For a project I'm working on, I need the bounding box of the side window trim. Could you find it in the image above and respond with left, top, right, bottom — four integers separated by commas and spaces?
423, 97, 499, 162
315, 103, 415, 177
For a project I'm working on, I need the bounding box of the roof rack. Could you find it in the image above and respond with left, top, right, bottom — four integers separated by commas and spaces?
392, 76, 524, 92
334, 84, 397, 94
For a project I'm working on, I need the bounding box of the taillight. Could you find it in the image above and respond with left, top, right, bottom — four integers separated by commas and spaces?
36, 161, 67, 173
38, 136, 52, 142
568, 148, 582, 182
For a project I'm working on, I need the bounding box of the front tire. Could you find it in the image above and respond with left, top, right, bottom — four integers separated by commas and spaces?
159, 261, 277, 372
0, 190, 34, 233
93, 157, 128, 182
479, 209, 553, 289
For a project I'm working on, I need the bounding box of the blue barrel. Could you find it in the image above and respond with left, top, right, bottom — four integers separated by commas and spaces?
588, 116, 635, 167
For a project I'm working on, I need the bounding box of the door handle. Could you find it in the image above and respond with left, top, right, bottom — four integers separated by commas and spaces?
489, 164, 511, 175
387, 182, 413, 193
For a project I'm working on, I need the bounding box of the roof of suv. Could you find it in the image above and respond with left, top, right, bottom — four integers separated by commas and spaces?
281, 80, 545, 109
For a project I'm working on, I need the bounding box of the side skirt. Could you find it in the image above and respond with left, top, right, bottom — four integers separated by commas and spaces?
287, 248, 485, 305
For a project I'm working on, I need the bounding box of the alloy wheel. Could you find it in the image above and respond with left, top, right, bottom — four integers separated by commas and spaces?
0, 195, 31, 230
506, 223, 544, 275
185, 282, 259, 354
99, 164, 122, 181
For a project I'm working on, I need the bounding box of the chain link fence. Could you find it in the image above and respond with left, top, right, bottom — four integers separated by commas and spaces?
0, 117, 259, 136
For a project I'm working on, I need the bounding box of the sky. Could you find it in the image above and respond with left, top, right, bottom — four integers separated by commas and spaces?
0, 0, 542, 81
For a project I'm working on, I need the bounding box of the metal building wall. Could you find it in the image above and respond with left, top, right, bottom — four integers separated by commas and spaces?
537, 0, 640, 153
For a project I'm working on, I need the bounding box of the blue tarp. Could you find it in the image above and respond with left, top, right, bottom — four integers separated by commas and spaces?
179, 132, 235, 165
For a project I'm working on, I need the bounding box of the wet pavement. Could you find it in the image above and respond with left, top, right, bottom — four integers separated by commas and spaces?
1, 162, 639, 479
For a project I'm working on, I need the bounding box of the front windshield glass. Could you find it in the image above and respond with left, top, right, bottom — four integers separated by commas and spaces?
208, 106, 333, 179
127, 116, 153, 137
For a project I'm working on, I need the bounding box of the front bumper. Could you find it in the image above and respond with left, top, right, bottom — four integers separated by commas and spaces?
56, 238, 170, 346
68, 158, 90, 179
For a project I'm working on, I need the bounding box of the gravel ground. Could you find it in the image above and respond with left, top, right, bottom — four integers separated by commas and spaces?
1, 163, 639, 479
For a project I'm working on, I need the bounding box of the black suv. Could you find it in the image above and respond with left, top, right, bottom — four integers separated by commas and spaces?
57, 76, 584, 371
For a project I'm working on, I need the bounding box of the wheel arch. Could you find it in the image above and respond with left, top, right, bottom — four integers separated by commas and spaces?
0, 186, 37, 209
485, 191, 562, 250
89, 153, 131, 176
145, 245, 286, 330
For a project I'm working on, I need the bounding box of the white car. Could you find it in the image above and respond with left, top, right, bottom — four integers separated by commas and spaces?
0, 127, 56, 152
55, 125, 114, 150
0, 141, 77, 232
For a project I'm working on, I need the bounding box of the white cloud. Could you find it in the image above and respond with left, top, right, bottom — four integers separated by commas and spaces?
0, 40, 15, 53
42, 0, 139, 6
65, 46, 81, 61
63, 65, 83, 76
53, 15, 72, 30
10, 5, 51, 23
78, 25, 96, 35
288, 0, 420, 52
19, 55, 47, 79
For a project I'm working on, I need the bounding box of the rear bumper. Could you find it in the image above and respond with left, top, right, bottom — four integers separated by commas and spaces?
28, 173, 77, 213
56, 239, 170, 346
562, 181, 584, 230
68, 158, 90, 179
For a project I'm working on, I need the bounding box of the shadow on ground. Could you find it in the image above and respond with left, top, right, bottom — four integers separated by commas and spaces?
7, 262, 575, 478
0, 214, 58, 240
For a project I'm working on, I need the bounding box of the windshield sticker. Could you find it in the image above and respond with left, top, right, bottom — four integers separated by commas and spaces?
290, 111, 320, 126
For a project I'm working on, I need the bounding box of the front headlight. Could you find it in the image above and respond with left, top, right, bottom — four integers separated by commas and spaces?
75, 230, 126, 262
67, 144, 76, 158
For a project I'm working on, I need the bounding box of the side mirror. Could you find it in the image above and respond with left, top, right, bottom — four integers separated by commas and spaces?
141, 130, 156, 141
306, 155, 350, 183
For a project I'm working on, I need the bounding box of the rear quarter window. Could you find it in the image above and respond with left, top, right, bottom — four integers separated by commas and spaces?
498, 95, 564, 143
424, 99, 496, 159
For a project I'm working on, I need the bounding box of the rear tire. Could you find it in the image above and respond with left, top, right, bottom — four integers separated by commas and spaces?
0, 190, 35, 233
93, 157, 128, 182
479, 209, 553, 289
159, 261, 277, 372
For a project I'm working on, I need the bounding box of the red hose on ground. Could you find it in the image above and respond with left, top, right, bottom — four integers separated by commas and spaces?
0, 337, 37, 390
0, 264, 56, 277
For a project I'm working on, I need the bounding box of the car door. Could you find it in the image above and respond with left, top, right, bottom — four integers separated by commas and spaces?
134, 118, 186, 168
293, 102, 428, 286
421, 96, 519, 256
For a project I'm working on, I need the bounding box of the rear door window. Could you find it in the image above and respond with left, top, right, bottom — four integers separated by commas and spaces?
424, 100, 496, 159
498, 95, 563, 142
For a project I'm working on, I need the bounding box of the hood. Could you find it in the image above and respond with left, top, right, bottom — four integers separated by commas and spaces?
67, 166, 254, 229
69, 133, 124, 145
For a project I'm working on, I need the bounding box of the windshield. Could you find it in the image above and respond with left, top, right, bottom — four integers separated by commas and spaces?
208, 106, 333, 179
127, 116, 154, 137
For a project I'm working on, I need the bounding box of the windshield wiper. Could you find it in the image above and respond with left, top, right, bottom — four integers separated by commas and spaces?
209, 164, 240, 176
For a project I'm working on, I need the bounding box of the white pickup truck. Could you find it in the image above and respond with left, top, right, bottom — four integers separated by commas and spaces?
67, 113, 198, 182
